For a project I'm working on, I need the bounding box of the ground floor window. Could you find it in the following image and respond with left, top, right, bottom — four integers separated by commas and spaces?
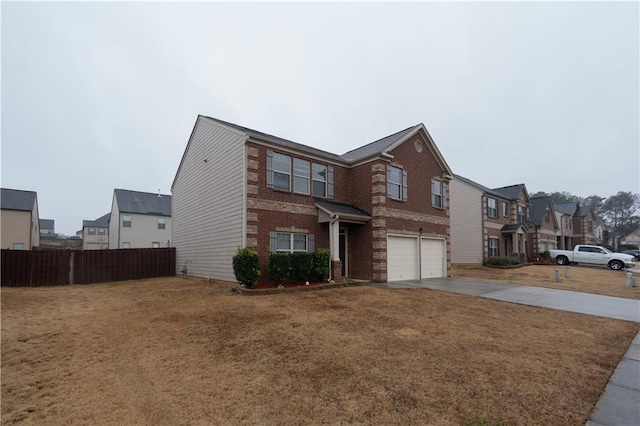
270, 232, 315, 253
122, 242, 131, 249
488, 238, 499, 257
12, 243, 24, 250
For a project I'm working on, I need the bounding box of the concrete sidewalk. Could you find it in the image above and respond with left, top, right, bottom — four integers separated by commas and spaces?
370, 277, 640, 425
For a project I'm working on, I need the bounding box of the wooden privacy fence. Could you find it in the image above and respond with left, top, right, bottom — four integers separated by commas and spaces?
1, 248, 176, 286
1, 249, 70, 286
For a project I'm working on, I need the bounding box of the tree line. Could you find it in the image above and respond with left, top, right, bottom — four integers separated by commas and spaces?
530, 191, 640, 238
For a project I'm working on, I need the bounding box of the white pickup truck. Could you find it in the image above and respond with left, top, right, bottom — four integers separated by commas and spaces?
549, 245, 636, 270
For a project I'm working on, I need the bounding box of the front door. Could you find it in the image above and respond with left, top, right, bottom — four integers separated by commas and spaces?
339, 229, 347, 278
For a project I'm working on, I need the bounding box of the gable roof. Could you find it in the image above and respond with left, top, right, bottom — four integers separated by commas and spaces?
1, 188, 37, 212
529, 196, 559, 228
39, 219, 54, 230
554, 202, 578, 215
454, 175, 512, 200
83, 212, 111, 228
114, 189, 171, 216
492, 184, 529, 203
194, 116, 452, 174
575, 204, 593, 218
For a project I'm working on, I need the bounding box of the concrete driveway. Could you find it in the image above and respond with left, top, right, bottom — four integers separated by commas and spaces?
371, 277, 640, 323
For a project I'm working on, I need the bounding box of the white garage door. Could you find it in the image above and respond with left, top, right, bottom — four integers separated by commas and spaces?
421, 238, 445, 278
387, 236, 419, 281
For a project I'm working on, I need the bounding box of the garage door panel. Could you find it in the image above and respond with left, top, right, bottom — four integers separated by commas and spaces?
387, 236, 418, 281
421, 238, 444, 278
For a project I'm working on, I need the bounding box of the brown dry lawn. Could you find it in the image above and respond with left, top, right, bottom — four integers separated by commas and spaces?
452, 264, 640, 300
2, 277, 638, 425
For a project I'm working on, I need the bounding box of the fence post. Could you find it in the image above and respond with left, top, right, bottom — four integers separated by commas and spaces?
69, 251, 75, 284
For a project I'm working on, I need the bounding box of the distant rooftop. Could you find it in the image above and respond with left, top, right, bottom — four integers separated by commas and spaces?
114, 189, 171, 216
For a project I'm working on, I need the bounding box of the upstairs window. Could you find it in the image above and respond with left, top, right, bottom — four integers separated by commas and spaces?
387, 165, 407, 201
503, 202, 508, 218
431, 179, 443, 208
312, 164, 328, 197
294, 159, 310, 194
98, 228, 106, 235
517, 206, 526, 223
158, 217, 166, 230
88, 228, 96, 235
122, 215, 131, 228
487, 198, 498, 218
267, 151, 291, 191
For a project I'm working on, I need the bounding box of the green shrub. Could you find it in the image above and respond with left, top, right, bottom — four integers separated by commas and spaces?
484, 256, 521, 267
232, 247, 260, 287
289, 252, 314, 283
538, 251, 551, 259
268, 252, 290, 284
312, 248, 331, 282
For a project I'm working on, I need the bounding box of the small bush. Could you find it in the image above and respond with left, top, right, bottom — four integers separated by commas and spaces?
538, 251, 551, 259
485, 256, 521, 267
232, 247, 260, 287
268, 252, 290, 284
312, 248, 331, 282
289, 252, 314, 283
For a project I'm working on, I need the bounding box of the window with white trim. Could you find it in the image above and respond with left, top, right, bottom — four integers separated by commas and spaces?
487, 198, 498, 218
517, 205, 526, 223
122, 214, 132, 228
294, 159, 310, 194
152, 242, 160, 248
272, 152, 291, 191
386, 166, 407, 201
98, 228, 106, 235
488, 238, 499, 257
158, 217, 166, 230
431, 179, 443, 208
312, 163, 327, 197
503, 202, 508, 218
122, 242, 131, 249
12, 243, 24, 250
275, 232, 308, 253
88, 227, 96, 235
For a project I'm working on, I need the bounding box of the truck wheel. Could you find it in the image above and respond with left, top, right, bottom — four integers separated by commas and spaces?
556, 256, 569, 265
609, 260, 624, 270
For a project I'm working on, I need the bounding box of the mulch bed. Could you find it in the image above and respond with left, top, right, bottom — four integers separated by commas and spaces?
232, 280, 363, 295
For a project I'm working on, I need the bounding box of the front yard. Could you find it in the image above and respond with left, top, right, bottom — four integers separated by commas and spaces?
2, 277, 638, 425
452, 264, 640, 299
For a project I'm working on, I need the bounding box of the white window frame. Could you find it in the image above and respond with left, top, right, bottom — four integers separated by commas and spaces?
122, 214, 132, 228
312, 163, 327, 197
387, 166, 402, 200
503, 202, 508, 218
518, 205, 525, 223
275, 232, 308, 253
488, 238, 499, 257
12, 243, 25, 250
272, 152, 291, 191
152, 242, 160, 248
431, 179, 443, 208
158, 217, 166, 230
88, 227, 96, 235
487, 198, 498, 218
294, 159, 310, 194
122, 242, 131, 249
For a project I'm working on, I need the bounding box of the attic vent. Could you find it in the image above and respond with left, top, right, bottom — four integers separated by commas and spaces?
414, 140, 423, 153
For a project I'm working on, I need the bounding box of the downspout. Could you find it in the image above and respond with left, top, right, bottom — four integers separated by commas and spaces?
328, 214, 339, 281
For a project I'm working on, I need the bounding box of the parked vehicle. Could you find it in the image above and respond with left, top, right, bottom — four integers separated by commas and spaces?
549, 245, 636, 270
621, 249, 640, 261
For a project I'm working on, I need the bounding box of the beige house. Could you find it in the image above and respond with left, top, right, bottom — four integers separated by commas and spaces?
108, 189, 172, 249
82, 213, 110, 250
450, 175, 531, 264
1, 188, 40, 250
621, 228, 640, 248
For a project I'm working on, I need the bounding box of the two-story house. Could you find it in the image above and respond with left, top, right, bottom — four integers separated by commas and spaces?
449, 175, 531, 264
172, 115, 454, 283
554, 202, 596, 248
82, 213, 110, 250
528, 196, 559, 254
39, 219, 56, 236
0, 188, 40, 250
108, 189, 172, 249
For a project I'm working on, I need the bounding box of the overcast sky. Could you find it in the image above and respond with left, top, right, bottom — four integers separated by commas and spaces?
2, 1, 639, 235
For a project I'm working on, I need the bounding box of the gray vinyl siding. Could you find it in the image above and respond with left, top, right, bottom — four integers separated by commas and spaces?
449, 178, 483, 264
172, 117, 246, 282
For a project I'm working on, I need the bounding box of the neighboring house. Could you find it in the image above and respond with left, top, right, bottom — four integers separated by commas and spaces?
172, 115, 454, 283
528, 196, 559, 254
450, 175, 531, 264
0, 188, 40, 250
621, 228, 640, 248
39, 219, 56, 236
554, 202, 596, 247
108, 189, 171, 249
82, 213, 110, 250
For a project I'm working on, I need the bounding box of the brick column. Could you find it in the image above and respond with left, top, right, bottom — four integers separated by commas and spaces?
331, 260, 343, 282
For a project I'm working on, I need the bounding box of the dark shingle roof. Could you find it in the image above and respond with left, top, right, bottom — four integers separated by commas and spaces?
114, 189, 171, 216
314, 199, 371, 219
1, 188, 37, 211
454, 175, 508, 199
341, 125, 420, 162
575, 205, 592, 217
39, 219, 54, 230
529, 197, 550, 226
83, 213, 111, 228
493, 184, 526, 201
554, 202, 578, 215
501, 223, 526, 233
